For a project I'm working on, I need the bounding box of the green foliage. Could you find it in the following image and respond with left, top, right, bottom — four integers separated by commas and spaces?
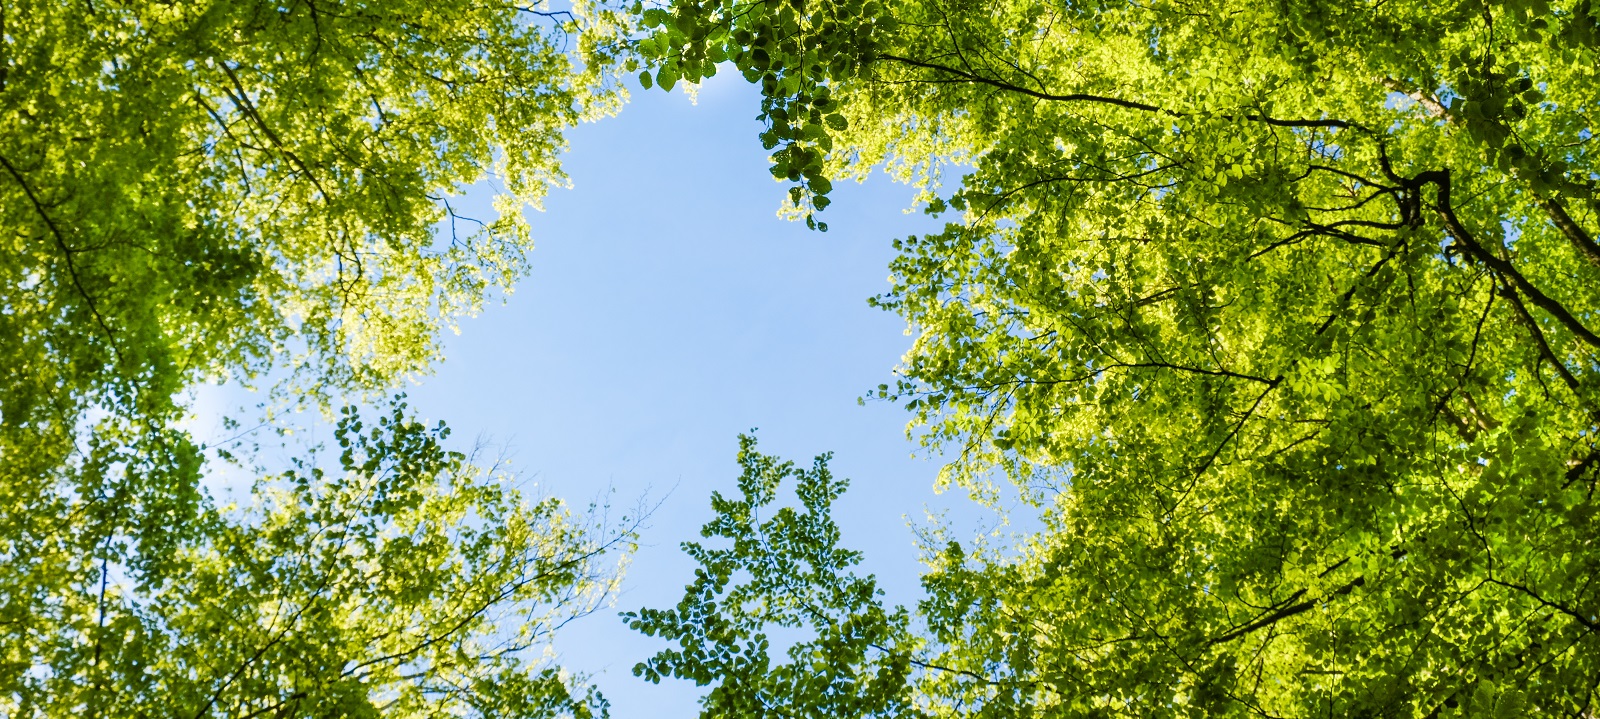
3, 0, 626, 423
0, 0, 629, 504
1, 2, 639, 714
4, 399, 633, 718
636, 0, 1600, 714
626, 435, 920, 718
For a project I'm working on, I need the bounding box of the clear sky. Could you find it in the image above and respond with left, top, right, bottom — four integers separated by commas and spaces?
185, 68, 997, 717
394, 72, 998, 717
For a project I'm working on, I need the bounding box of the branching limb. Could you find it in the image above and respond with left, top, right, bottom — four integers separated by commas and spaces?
879, 53, 1369, 131
1488, 578, 1600, 635
1540, 196, 1600, 269
1423, 171, 1600, 350
0, 152, 122, 365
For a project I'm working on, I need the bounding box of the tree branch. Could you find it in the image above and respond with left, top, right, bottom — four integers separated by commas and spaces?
879, 53, 1366, 130
1540, 195, 1600, 269
1424, 170, 1600, 350
1382, 78, 1600, 273
0, 152, 122, 365
1488, 578, 1600, 635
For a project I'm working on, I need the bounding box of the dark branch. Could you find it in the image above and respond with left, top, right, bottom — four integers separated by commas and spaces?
0, 152, 122, 365
877, 54, 1366, 131
1423, 170, 1600, 350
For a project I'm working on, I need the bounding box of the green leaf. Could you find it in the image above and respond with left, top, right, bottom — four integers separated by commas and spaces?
658, 66, 681, 91
624, 0, 1600, 712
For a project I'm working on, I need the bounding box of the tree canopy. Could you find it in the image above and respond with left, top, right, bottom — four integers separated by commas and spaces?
24, 400, 633, 718
5, 0, 624, 411
3, 0, 632, 443
16, 0, 1600, 714
632, 0, 1600, 714
3, 2, 635, 716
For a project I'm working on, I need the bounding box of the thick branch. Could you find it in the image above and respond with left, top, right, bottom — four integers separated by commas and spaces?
1382, 78, 1600, 272
1563, 447, 1600, 491
1381, 77, 1449, 120
1425, 171, 1600, 350
1540, 196, 1600, 269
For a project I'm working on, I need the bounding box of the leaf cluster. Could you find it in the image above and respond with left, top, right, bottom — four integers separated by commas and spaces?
629, 0, 1600, 714
626, 435, 920, 718
3, 399, 633, 718
1, 3, 638, 715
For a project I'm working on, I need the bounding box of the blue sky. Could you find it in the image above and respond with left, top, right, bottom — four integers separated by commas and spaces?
185, 67, 998, 717
395, 72, 995, 716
